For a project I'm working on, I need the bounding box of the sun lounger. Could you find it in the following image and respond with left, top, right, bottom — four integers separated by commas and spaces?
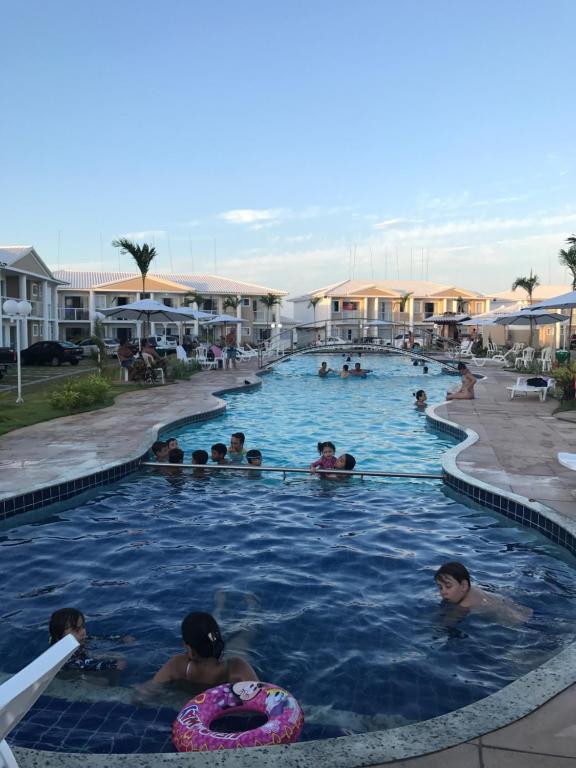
507, 376, 554, 402
0, 635, 79, 767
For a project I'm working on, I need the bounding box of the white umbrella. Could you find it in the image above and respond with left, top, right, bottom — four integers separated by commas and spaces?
529, 290, 576, 311
98, 299, 210, 348
494, 309, 569, 348
201, 313, 243, 324
424, 312, 471, 324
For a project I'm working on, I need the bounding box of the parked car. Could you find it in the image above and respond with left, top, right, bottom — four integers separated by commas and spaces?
20, 341, 83, 366
132, 336, 178, 352
0, 347, 16, 379
324, 336, 349, 345
78, 338, 120, 357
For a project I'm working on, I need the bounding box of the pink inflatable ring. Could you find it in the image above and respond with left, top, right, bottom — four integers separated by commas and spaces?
172, 680, 304, 751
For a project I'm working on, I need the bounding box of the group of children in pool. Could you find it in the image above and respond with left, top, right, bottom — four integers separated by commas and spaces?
151, 433, 262, 467
150, 434, 358, 475
49, 561, 530, 694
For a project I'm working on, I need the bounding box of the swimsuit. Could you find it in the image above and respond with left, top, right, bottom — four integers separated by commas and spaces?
64, 648, 118, 672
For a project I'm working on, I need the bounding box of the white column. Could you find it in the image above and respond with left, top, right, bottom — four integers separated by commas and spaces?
18, 275, 29, 347
408, 297, 414, 331
42, 280, 50, 340
52, 285, 59, 339
236, 295, 242, 342
89, 290, 96, 334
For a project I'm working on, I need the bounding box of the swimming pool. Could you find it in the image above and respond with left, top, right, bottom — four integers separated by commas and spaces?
3, 353, 576, 754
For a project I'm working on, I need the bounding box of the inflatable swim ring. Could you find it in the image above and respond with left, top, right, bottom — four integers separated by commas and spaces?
173, 680, 304, 751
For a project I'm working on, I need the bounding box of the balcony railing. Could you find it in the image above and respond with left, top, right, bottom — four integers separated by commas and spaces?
58, 307, 90, 321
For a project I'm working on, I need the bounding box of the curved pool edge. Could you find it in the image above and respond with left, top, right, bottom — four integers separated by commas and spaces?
7, 376, 576, 767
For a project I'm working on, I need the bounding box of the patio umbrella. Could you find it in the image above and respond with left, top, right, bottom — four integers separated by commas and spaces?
424, 312, 471, 324
98, 299, 209, 348
201, 313, 242, 347
494, 309, 569, 348
528, 290, 576, 311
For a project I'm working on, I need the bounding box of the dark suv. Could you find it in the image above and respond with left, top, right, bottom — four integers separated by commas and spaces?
21, 341, 83, 366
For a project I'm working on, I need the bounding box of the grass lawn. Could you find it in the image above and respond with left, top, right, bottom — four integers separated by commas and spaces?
0, 360, 155, 436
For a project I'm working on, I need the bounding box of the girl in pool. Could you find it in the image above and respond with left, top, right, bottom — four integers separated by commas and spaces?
151, 611, 258, 689
414, 390, 427, 408
49, 608, 127, 671
310, 441, 337, 473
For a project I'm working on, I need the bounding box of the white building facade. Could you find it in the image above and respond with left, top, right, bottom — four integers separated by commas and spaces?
53, 271, 287, 344
0, 247, 63, 348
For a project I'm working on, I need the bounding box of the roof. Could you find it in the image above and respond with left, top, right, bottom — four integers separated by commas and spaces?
0, 246, 64, 283
490, 284, 570, 302
289, 279, 488, 302
52, 271, 287, 296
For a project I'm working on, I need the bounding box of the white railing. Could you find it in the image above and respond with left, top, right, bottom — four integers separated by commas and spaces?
58, 307, 90, 321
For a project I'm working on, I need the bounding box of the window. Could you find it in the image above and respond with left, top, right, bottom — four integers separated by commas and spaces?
162, 298, 174, 307
413, 300, 421, 314
203, 299, 216, 311
332, 300, 340, 312
424, 302, 435, 317
140, 292, 151, 300
31, 283, 39, 297
252, 300, 258, 312
32, 323, 39, 337
342, 301, 358, 311
65, 296, 82, 308
346, 328, 352, 340
243, 298, 250, 306
475, 302, 482, 313
117, 296, 129, 306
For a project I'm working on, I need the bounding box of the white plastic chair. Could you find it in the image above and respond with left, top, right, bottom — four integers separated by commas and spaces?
116, 353, 129, 383
0, 635, 79, 768
176, 345, 192, 364
537, 347, 552, 372
195, 348, 217, 370
141, 352, 165, 384
515, 347, 535, 369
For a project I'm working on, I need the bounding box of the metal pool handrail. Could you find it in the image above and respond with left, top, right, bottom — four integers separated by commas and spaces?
141, 462, 443, 479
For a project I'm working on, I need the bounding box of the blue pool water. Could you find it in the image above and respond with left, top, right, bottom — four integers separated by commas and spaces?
3, 353, 576, 754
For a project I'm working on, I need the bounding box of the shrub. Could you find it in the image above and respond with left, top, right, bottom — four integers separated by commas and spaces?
49, 374, 112, 411
550, 363, 576, 401
169, 360, 200, 381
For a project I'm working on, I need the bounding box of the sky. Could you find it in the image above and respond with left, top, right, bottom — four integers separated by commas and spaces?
2, 0, 576, 300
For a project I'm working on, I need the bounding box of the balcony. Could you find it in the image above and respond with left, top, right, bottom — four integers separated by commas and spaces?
58, 307, 90, 321
331, 311, 363, 321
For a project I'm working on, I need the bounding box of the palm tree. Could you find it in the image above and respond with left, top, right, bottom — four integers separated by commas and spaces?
456, 296, 467, 314
111, 238, 157, 297
259, 293, 281, 337
396, 292, 412, 313
566, 234, 576, 247
511, 270, 540, 305
307, 296, 322, 325
223, 295, 242, 313
183, 291, 205, 309
559, 241, 576, 291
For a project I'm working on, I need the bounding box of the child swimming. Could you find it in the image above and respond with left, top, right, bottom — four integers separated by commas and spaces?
151, 612, 258, 689
49, 608, 127, 671
228, 432, 247, 463
414, 390, 427, 408
434, 562, 532, 624
310, 441, 337, 473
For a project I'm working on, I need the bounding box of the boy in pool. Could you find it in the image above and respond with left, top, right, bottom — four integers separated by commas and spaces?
414, 390, 427, 408
150, 612, 258, 690
246, 449, 262, 466
434, 562, 532, 624
318, 361, 333, 377
211, 443, 229, 465
49, 608, 128, 672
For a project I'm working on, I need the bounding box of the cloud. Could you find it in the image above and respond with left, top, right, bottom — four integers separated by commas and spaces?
417, 191, 529, 212
374, 217, 418, 230
218, 208, 283, 225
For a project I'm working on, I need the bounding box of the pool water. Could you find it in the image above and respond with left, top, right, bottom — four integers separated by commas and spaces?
3, 353, 576, 754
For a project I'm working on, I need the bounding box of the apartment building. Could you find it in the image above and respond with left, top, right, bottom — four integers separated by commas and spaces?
0, 246, 63, 348
53, 271, 287, 344
290, 279, 492, 341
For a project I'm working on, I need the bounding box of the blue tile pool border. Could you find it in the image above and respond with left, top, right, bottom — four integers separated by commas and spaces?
7, 376, 576, 768
426, 403, 576, 556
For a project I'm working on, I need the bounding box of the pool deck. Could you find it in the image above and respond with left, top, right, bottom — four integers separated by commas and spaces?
1, 359, 575, 767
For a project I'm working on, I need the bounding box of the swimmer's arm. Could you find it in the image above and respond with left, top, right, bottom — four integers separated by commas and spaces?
152, 654, 184, 684
229, 656, 259, 683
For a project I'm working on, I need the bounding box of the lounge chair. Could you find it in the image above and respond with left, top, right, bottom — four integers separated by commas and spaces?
176, 345, 193, 364
536, 347, 553, 373
515, 347, 535, 369
507, 376, 554, 402
195, 348, 217, 370
116, 353, 129, 383
0, 635, 79, 768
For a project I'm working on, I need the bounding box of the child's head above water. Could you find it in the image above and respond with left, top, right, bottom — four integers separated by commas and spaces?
181, 612, 225, 660
230, 432, 245, 452
246, 449, 262, 466
317, 441, 336, 458
169, 448, 184, 464
414, 389, 427, 403
166, 437, 179, 450
49, 607, 87, 645
434, 561, 471, 604
192, 449, 208, 465
335, 453, 356, 471
211, 443, 227, 461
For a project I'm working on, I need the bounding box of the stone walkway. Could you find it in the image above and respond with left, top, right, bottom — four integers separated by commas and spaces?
1, 359, 576, 767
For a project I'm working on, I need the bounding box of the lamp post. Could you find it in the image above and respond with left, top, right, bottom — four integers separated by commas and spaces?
270, 322, 283, 351
2, 299, 32, 404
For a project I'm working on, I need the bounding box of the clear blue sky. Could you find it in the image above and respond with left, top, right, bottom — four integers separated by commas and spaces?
2, 0, 575, 296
